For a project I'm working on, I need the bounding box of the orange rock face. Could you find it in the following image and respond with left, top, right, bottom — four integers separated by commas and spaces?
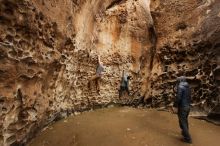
0, 0, 219, 145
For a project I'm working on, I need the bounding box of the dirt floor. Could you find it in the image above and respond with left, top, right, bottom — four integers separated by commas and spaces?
28, 107, 220, 146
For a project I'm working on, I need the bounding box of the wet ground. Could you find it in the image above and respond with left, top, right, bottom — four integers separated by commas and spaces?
28, 107, 220, 146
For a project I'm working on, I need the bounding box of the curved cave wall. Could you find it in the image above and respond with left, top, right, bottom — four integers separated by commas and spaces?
0, 0, 219, 145
149, 0, 220, 110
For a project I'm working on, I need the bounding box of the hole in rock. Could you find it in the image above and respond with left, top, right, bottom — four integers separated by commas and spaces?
0, 99, 5, 103
4, 8, 14, 16
0, 15, 11, 24
176, 22, 188, 31
5, 35, 13, 42
2, 107, 7, 111
214, 69, 220, 80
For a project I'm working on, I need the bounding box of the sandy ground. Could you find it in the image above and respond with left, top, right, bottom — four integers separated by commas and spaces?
28, 107, 220, 146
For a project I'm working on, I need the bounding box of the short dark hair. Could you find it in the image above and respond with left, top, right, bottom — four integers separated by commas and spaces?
177, 76, 186, 82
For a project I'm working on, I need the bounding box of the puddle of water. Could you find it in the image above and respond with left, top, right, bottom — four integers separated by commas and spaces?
28, 107, 220, 146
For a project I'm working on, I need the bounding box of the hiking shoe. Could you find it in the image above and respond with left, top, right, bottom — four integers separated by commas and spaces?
182, 138, 192, 144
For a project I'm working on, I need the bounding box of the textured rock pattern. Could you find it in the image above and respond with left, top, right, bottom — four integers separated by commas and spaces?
147, 0, 220, 111
0, 0, 219, 145
0, 0, 154, 145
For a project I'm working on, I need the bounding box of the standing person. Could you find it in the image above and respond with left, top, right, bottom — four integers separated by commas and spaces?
173, 76, 192, 143
119, 70, 131, 98
88, 55, 104, 93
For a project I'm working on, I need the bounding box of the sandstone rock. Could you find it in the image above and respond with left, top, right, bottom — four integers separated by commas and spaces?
0, 0, 219, 145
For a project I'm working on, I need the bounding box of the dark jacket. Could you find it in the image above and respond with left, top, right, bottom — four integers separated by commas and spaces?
121, 74, 129, 87
174, 80, 191, 108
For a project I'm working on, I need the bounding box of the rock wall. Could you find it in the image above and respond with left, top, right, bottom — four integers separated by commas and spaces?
147, 0, 220, 111
0, 0, 219, 145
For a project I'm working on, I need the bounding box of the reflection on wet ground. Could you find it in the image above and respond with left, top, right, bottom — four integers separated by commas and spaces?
28, 107, 220, 146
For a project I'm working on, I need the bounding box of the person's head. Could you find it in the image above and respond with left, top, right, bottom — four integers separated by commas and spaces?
177, 76, 186, 83
127, 76, 131, 80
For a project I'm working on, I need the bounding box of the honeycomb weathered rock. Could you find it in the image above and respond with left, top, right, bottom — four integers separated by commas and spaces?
0, 0, 219, 145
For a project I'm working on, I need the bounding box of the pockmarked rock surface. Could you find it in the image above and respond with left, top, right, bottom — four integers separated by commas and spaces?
0, 0, 219, 145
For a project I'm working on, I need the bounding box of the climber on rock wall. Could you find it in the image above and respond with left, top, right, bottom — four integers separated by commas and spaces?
88, 55, 104, 94
119, 70, 131, 99
173, 76, 192, 144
